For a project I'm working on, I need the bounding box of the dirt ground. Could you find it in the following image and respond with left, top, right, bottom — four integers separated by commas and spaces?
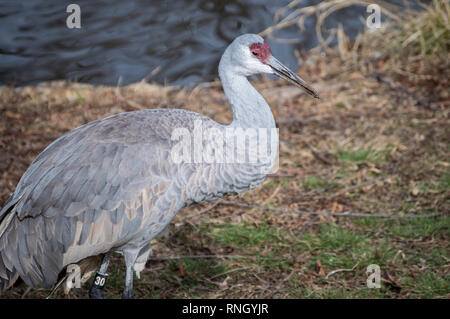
0, 4, 449, 299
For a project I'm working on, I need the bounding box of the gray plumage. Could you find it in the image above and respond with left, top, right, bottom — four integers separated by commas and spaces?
0, 34, 318, 297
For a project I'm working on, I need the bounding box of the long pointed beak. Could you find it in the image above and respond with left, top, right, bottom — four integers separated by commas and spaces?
266, 56, 320, 99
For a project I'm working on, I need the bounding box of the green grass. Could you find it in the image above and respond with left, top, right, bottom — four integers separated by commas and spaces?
106, 256, 228, 298
438, 172, 450, 190
354, 215, 449, 241
263, 178, 291, 190
301, 268, 449, 298
409, 0, 450, 56
404, 271, 449, 298
302, 224, 367, 250
416, 170, 450, 194
299, 224, 373, 269
336, 148, 385, 163
8, 215, 448, 299
167, 258, 227, 287
302, 176, 334, 191
76, 92, 85, 103
383, 217, 449, 239
209, 222, 285, 248
207, 222, 294, 271
300, 286, 393, 299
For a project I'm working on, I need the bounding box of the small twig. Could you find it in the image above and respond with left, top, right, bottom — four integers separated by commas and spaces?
392, 249, 406, 265
276, 118, 308, 125
21, 287, 32, 299
210, 266, 252, 280
325, 262, 360, 279
311, 149, 335, 165
249, 184, 281, 214
267, 174, 297, 178
46, 274, 67, 299
300, 184, 339, 197
323, 177, 382, 199
115, 75, 144, 110
218, 200, 442, 219
147, 255, 255, 262
141, 66, 161, 83
184, 200, 222, 219
303, 139, 336, 166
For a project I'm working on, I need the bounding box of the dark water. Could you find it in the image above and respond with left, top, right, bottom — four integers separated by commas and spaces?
0, 0, 420, 87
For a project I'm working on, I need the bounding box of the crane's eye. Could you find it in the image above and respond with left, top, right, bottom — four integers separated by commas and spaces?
252, 51, 259, 56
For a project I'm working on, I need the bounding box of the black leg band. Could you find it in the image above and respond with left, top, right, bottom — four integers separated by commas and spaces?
92, 272, 108, 290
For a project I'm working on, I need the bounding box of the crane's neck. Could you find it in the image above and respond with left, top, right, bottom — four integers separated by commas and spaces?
219, 63, 275, 130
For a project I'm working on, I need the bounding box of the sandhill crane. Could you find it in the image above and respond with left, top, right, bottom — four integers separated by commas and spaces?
0, 34, 319, 299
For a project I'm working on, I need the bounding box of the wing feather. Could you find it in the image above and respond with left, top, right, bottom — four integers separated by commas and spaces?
0, 109, 222, 288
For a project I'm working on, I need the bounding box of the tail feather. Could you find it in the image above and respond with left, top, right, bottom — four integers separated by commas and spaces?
0, 258, 19, 295
0, 199, 20, 295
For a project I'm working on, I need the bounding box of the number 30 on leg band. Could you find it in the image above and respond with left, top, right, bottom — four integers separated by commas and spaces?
92, 272, 108, 289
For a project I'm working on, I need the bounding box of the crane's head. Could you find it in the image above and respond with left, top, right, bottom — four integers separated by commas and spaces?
223, 33, 319, 99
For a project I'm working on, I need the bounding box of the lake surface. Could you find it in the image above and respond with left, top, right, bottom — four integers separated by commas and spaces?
0, 0, 423, 87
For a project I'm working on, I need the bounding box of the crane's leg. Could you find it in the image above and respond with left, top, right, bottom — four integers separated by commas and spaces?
89, 252, 112, 299
122, 248, 140, 299
133, 243, 152, 279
